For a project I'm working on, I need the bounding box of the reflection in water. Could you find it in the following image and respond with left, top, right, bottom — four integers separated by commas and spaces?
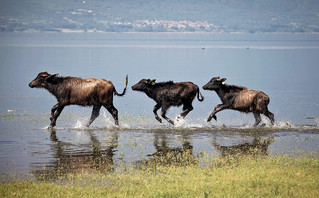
143, 133, 198, 166
25, 127, 319, 181
31, 130, 118, 180
213, 136, 274, 157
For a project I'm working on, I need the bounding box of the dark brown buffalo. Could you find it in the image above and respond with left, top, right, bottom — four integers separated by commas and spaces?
202, 77, 274, 126
29, 71, 128, 128
132, 79, 204, 125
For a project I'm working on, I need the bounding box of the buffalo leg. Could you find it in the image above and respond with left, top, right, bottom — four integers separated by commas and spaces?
253, 112, 261, 127
50, 104, 65, 128
105, 104, 119, 125
161, 106, 174, 125
264, 110, 275, 125
207, 104, 228, 122
153, 104, 162, 123
50, 103, 59, 121
178, 103, 194, 119
87, 105, 102, 127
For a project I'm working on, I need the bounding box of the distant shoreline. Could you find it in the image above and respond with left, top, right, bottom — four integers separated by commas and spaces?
4, 29, 319, 35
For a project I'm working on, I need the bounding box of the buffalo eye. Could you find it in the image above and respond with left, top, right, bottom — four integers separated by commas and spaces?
37, 75, 46, 80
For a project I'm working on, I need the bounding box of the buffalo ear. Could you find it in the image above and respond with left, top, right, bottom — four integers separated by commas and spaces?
39, 71, 50, 78
221, 78, 226, 85
150, 79, 156, 86
46, 73, 59, 84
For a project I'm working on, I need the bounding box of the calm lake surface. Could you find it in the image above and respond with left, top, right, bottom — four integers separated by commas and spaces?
0, 33, 319, 177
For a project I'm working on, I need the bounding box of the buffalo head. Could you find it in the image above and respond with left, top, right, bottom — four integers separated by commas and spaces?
131, 79, 156, 91
29, 71, 59, 88
202, 77, 226, 90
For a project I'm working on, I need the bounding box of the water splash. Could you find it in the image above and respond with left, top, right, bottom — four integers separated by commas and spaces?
275, 121, 293, 129
74, 120, 87, 129
173, 117, 206, 129
42, 125, 51, 130
36, 112, 319, 132
102, 111, 119, 129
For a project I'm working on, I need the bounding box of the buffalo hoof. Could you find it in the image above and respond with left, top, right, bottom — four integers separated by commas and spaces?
155, 117, 162, 123
207, 115, 217, 122
176, 115, 184, 122
47, 125, 55, 132
168, 120, 174, 125
49, 123, 56, 129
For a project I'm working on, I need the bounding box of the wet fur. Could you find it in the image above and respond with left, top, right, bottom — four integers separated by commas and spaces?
132, 79, 204, 125
29, 72, 127, 128
203, 77, 274, 126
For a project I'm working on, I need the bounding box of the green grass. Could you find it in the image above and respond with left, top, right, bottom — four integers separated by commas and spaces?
1, 155, 319, 198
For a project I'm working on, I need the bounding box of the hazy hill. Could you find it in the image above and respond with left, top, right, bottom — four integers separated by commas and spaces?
1, 0, 319, 33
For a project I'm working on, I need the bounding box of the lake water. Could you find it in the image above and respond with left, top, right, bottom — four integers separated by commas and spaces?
0, 32, 319, 178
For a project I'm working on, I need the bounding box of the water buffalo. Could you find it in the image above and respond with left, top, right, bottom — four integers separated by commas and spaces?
202, 77, 274, 126
132, 79, 204, 125
29, 71, 128, 128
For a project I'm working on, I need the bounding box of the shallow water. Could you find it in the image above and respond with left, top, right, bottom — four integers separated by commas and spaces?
0, 33, 319, 178
1, 112, 319, 178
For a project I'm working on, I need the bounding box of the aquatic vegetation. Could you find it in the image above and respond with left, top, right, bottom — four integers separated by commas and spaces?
1, 155, 319, 198
1, 112, 50, 122
1, 112, 17, 120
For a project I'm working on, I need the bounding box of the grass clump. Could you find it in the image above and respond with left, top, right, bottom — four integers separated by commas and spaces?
1, 155, 319, 198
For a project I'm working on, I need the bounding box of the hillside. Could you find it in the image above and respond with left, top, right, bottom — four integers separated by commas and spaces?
1, 0, 319, 33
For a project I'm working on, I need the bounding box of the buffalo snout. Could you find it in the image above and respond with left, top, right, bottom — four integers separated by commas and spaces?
29, 81, 37, 88
202, 83, 215, 90
131, 84, 138, 90
29, 79, 44, 88
131, 82, 146, 91
202, 84, 210, 90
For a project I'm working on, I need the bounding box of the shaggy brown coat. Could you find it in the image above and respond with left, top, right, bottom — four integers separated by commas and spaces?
29, 71, 128, 128
203, 77, 274, 126
132, 79, 204, 125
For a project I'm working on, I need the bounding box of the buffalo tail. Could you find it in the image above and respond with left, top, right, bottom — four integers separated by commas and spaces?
197, 89, 204, 102
114, 75, 128, 96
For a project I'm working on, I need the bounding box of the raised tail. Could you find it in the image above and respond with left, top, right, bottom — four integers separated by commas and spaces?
197, 88, 204, 102
114, 75, 128, 96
